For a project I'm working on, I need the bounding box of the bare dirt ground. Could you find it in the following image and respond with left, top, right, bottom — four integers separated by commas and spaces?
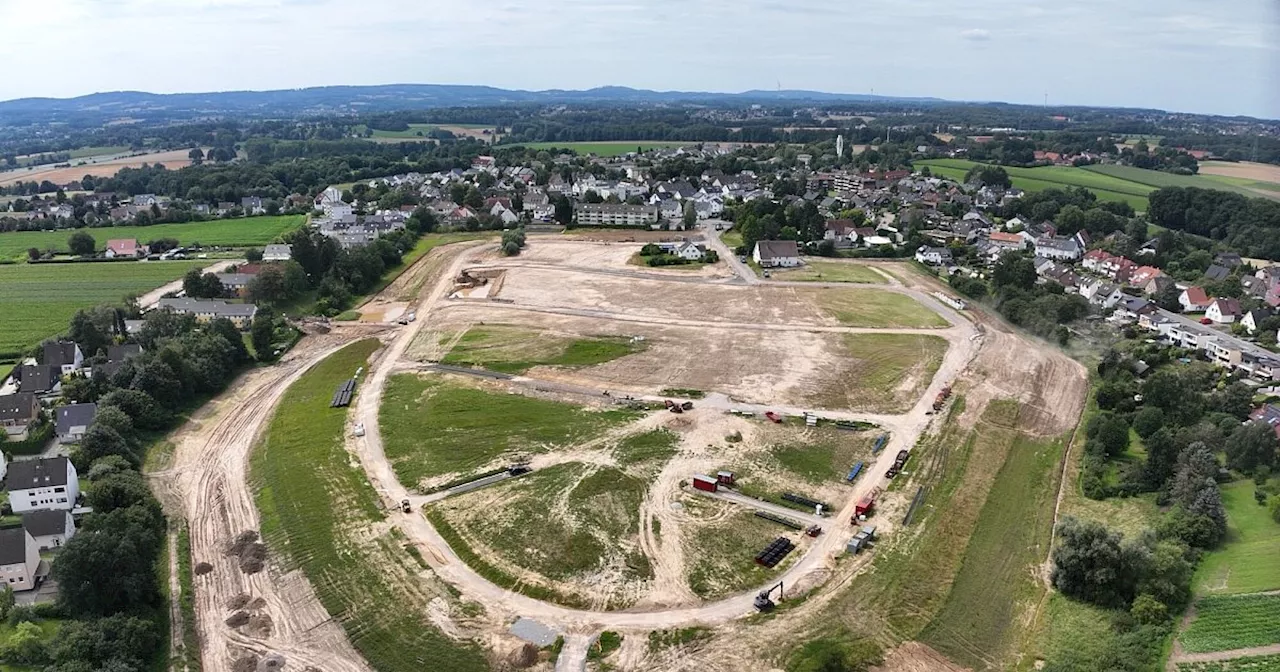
0, 148, 195, 187
1199, 161, 1280, 184
498, 239, 735, 280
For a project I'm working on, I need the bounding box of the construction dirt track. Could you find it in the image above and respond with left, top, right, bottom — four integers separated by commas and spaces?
154, 229, 1087, 672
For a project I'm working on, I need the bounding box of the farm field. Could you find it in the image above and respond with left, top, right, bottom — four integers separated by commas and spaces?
504, 141, 692, 157
1199, 161, 1280, 187
916, 158, 1152, 211
768, 261, 889, 284
1194, 480, 1280, 595
0, 148, 197, 187
0, 214, 305, 260
1179, 593, 1280, 653
379, 373, 641, 487
1082, 164, 1271, 199
817, 289, 950, 328
1177, 654, 1280, 671
440, 325, 643, 374
0, 260, 207, 362
251, 340, 488, 672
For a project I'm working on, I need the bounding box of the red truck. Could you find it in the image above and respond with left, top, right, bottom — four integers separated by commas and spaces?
765, 411, 783, 424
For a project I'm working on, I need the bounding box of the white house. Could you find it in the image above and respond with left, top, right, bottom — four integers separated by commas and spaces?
6, 457, 79, 513
1179, 287, 1212, 313
753, 240, 803, 268
21, 510, 75, 551
55, 403, 96, 444
0, 528, 40, 592
42, 342, 83, 376
672, 242, 706, 261
1033, 236, 1082, 261
262, 244, 293, 262
104, 239, 146, 259
915, 246, 953, 266
1206, 298, 1242, 324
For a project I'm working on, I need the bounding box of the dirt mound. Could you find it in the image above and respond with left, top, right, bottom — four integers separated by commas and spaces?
227, 593, 251, 610
231, 654, 258, 672
248, 613, 274, 638
225, 611, 251, 628
873, 642, 971, 672
507, 643, 539, 668
226, 530, 268, 574
194, 562, 213, 576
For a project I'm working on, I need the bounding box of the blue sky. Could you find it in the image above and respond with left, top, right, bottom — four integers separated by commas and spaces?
0, 0, 1276, 118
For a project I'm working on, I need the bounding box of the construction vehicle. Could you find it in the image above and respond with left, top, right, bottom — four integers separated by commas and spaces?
400, 499, 412, 513
805, 525, 822, 538
353, 423, 365, 437
854, 487, 881, 522
765, 411, 783, 424
932, 385, 953, 412
754, 581, 784, 611
681, 401, 694, 411
886, 449, 910, 478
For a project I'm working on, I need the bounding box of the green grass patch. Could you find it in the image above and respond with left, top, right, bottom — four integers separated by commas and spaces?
1177, 654, 1280, 671
0, 260, 209, 360
0, 215, 305, 260
1180, 593, 1280, 653
589, 631, 623, 661
613, 429, 680, 466
365, 232, 493, 299
658, 388, 704, 399
815, 333, 948, 413
175, 526, 202, 672
251, 340, 488, 672
648, 626, 712, 652
770, 432, 876, 484
1083, 164, 1269, 199
684, 508, 793, 599
381, 373, 641, 485
1195, 480, 1280, 595
440, 325, 641, 375
770, 261, 888, 284
504, 141, 691, 157
916, 159, 1151, 211
816, 289, 948, 328
720, 230, 743, 250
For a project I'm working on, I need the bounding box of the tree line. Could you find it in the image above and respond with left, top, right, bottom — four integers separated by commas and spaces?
1147, 187, 1280, 261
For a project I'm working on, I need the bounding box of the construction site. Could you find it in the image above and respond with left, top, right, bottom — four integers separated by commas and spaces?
149, 229, 1090, 672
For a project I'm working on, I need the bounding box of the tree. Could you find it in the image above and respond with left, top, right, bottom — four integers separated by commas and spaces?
553, 194, 573, 225
4, 620, 47, 666
1050, 517, 1142, 608
0, 585, 13, 620
244, 248, 264, 263
1225, 422, 1279, 474
98, 389, 169, 431
991, 253, 1037, 291
74, 424, 137, 470
54, 506, 164, 616
247, 265, 289, 304
86, 471, 158, 515
182, 269, 224, 299
47, 615, 159, 671
67, 232, 95, 256
682, 202, 697, 229
1130, 594, 1169, 625
251, 307, 277, 361
26, 247, 39, 261
68, 310, 109, 358
1132, 407, 1164, 439
1136, 539, 1193, 610
188, 148, 204, 164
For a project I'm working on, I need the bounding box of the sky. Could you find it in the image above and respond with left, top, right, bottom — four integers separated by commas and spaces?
0, 0, 1277, 119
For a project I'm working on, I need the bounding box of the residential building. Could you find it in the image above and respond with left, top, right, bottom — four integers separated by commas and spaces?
1250, 404, 1280, 439
1179, 287, 1212, 313
55, 403, 96, 444
262, 244, 292, 262
915, 246, 953, 266
574, 204, 659, 228
753, 240, 803, 268
1242, 309, 1272, 335
216, 273, 256, 297
988, 231, 1026, 252
43, 342, 83, 375
156, 298, 258, 328
1033, 236, 1082, 261
6, 457, 79, 513
0, 528, 40, 591
21, 510, 75, 551
16, 365, 61, 397
0, 392, 40, 441
1206, 298, 1242, 325
658, 241, 707, 261
104, 239, 146, 259
241, 196, 266, 215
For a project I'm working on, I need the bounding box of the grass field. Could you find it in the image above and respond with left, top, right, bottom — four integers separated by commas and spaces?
0, 215, 305, 259
1082, 164, 1269, 199
916, 158, 1152, 211
816, 334, 948, 413
816, 289, 949, 328
504, 141, 692, 157
252, 340, 488, 672
1180, 593, 1280, 653
770, 431, 877, 484
613, 429, 680, 467
720, 230, 743, 250
769, 261, 888, 284
684, 505, 795, 600
1194, 481, 1280, 595
0, 260, 207, 361
440, 325, 642, 374
1177, 654, 1280, 671
380, 374, 641, 486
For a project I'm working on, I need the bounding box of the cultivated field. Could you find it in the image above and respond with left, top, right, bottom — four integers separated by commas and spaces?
917, 158, 1153, 210
0, 260, 207, 362
0, 215, 305, 260
1177, 654, 1280, 671
1083, 164, 1276, 200
0, 148, 196, 187
1179, 593, 1280, 654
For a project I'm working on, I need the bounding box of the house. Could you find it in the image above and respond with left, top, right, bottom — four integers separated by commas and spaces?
658, 241, 708, 261
216, 273, 256, 296
6, 457, 79, 513
915, 246, 953, 266
1206, 298, 1242, 324
314, 186, 344, 209
1249, 404, 1280, 439
1033, 236, 1082, 261
1241, 309, 1272, 335
1204, 264, 1231, 283
16, 365, 61, 397
824, 219, 859, 246
0, 392, 40, 440
1179, 287, 1212, 313
241, 197, 266, 215
43, 342, 82, 375
574, 204, 659, 228
104, 239, 146, 259
262, 244, 292, 262
1215, 252, 1243, 268
55, 403, 96, 444
753, 240, 803, 268
0, 528, 40, 591
21, 510, 75, 551
156, 298, 258, 328
988, 231, 1026, 252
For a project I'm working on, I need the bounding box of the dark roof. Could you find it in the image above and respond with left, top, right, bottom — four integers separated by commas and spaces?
56, 403, 96, 436
1204, 264, 1230, 282
17, 365, 58, 394
0, 393, 39, 423
755, 240, 801, 260
1215, 252, 1243, 268
107, 344, 142, 363
21, 510, 68, 537
6, 457, 71, 491
0, 528, 29, 566
42, 342, 79, 368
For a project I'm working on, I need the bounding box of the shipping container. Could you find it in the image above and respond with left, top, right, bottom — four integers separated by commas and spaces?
692, 474, 718, 492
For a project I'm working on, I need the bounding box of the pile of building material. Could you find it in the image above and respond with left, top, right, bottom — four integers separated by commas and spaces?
846, 461, 865, 482
754, 537, 795, 568
782, 492, 831, 514
754, 510, 803, 530
331, 378, 356, 407
846, 525, 877, 554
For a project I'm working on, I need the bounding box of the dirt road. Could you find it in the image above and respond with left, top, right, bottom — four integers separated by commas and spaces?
137, 259, 241, 309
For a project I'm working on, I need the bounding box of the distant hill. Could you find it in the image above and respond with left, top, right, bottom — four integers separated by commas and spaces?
0, 84, 947, 121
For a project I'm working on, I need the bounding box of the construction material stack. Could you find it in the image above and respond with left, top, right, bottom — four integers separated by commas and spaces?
754, 537, 796, 568
331, 378, 356, 407
846, 461, 865, 482
754, 511, 803, 530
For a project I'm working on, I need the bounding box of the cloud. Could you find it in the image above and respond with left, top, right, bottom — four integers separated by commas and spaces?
961, 28, 992, 42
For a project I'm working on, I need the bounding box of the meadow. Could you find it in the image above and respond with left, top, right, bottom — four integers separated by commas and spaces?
252, 340, 488, 672
768, 261, 888, 284
1179, 593, 1280, 653
916, 158, 1153, 211
505, 141, 692, 157
441, 325, 642, 374
0, 215, 305, 259
816, 289, 950, 328
1194, 481, 1280, 595
0, 260, 207, 362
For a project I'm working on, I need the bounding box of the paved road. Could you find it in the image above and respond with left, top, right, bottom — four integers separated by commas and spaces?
1154, 305, 1277, 360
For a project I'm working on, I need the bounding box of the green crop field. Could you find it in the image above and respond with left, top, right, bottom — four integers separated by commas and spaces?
252, 340, 488, 672
440, 325, 642, 374
1082, 164, 1267, 198
0, 260, 207, 362
0, 215, 305, 260
916, 159, 1152, 211
1195, 481, 1280, 595
505, 141, 692, 157
769, 261, 889, 284
380, 374, 641, 486
1179, 593, 1280, 653
816, 289, 949, 329
1178, 654, 1280, 671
